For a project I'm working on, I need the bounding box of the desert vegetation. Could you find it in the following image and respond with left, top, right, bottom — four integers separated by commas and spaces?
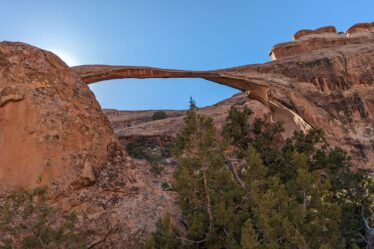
146, 107, 374, 249
125, 137, 173, 175
152, 111, 168, 121
0, 188, 85, 249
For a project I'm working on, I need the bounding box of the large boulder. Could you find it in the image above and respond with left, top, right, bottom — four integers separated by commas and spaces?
0, 42, 116, 192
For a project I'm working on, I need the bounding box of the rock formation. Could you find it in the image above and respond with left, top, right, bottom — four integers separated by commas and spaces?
292, 25, 337, 40
0, 42, 119, 192
0, 22, 373, 248
74, 22, 374, 169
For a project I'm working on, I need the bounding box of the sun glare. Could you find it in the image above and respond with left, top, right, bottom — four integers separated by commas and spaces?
49, 49, 78, 66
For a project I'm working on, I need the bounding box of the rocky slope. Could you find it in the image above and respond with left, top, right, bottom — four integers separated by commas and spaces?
103, 94, 274, 146
0, 22, 373, 249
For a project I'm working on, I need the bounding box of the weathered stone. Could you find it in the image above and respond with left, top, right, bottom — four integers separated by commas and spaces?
0, 86, 23, 107
346, 22, 374, 36
293, 25, 337, 40
0, 42, 116, 192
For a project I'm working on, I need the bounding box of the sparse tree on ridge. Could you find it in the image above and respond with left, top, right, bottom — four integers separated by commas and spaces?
188, 97, 198, 110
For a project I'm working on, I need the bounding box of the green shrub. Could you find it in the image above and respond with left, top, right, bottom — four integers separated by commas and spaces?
0, 187, 86, 249
150, 163, 162, 175
144, 215, 181, 249
160, 144, 172, 158
152, 111, 168, 120
125, 138, 148, 160
161, 182, 171, 191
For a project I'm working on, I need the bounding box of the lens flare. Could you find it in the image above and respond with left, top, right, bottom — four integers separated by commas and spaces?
49, 49, 77, 66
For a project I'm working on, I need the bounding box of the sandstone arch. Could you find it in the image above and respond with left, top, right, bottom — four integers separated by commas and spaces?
72, 24, 374, 168
72, 65, 271, 105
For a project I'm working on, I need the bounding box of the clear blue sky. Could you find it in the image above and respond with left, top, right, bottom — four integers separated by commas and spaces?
0, 1, 373, 110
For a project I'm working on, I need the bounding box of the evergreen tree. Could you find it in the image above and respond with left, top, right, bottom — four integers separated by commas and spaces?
173, 110, 243, 248
188, 97, 198, 110
222, 106, 283, 160
240, 146, 343, 249
144, 215, 181, 249
222, 106, 253, 153
283, 130, 374, 248
223, 106, 373, 249
145, 106, 374, 249
240, 220, 258, 249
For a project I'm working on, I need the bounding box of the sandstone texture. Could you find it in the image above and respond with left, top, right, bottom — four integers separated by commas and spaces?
56, 148, 180, 249
0, 42, 117, 192
292, 25, 337, 40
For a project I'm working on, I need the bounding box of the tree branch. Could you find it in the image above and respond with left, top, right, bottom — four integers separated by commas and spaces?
223, 154, 245, 188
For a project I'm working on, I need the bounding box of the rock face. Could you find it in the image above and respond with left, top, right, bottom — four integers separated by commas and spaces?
0, 42, 116, 191
56, 149, 180, 249
254, 25, 374, 168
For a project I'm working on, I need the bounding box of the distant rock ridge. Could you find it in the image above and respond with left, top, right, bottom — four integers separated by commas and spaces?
292, 26, 337, 40
347, 22, 374, 35
270, 22, 374, 60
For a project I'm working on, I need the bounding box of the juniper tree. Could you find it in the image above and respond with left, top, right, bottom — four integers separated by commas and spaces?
224, 106, 374, 249
146, 106, 373, 249
283, 130, 374, 248
173, 110, 243, 248
236, 145, 343, 249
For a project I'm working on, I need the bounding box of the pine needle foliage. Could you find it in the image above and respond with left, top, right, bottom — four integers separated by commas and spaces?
145, 107, 373, 249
